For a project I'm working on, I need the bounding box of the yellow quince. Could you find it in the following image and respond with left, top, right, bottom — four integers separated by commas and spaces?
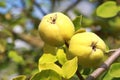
38, 12, 75, 47
68, 32, 108, 67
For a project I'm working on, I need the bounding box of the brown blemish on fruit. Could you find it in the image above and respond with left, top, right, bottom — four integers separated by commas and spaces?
91, 41, 98, 51
49, 14, 57, 24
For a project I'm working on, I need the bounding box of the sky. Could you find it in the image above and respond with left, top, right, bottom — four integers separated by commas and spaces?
0, 0, 97, 19
0, 0, 51, 19
0, 0, 22, 14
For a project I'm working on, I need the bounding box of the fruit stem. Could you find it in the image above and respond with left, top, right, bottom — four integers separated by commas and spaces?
76, 69, 85, 80
65, 41, 69, 48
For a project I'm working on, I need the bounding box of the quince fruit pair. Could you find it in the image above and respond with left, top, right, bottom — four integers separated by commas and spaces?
38, 12, 108, 68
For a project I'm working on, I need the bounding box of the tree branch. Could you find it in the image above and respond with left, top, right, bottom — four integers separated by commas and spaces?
21, 0, 25, 8
63, 0, 81, 13
17, 33, 44, 48
50, 0, 56, 12
33, 0, 47, 16
1, 24, 44, 48
86, 48, 120, 80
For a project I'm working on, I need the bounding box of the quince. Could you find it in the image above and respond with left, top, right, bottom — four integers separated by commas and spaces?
68, 32, 107, 67
38, 12, 75, 47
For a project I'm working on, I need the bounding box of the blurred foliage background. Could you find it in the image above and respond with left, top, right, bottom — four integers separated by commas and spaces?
0, 0, 120, 80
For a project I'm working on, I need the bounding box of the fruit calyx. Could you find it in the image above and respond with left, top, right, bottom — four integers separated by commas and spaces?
49, 14, 57, 24
91, 41, 98, 51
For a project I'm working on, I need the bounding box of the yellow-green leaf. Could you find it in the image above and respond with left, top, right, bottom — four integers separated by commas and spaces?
62, 57, 78, 79
8, 51, 24, 64
38, 63, 63, 77
30, 70, 62, 80
39, 53, 57, 64
13, 75, 26, 80
109, 63, 120, 78
103, 72, 112, 80
73, 16, 82, 31
56, 49, 67, 65
96, 1, 119, 18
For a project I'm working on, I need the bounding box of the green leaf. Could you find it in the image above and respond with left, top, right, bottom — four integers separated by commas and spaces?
82, 68, 91, 75
118, 6, 120, 11
96, 1, 119, 18
56, 49, 67, 65
0, 1, 5, 7
73, 16, 82, 31
13, 75, 26, 80
103, 72, 113, 80
108, 17, 120, 29
30, 70, 62, 80
62, 57, 78, 79
39, 53, 57, 64
112, 78, 120, 80
38, 63, 63, 77
8, 51, 24, 64
82, 17, 93, 27
0, 39, 6, 53
0, 29, 13, 38
24, 0, 32, 10
109, 63, 120, 78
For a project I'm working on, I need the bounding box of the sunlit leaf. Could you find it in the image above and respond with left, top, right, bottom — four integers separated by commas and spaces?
56, 49, 67, 65
38, 63, 63, 77
8, 51, 24, 64
62, 57, 78, 79
73, 16, 82, 31
109, 63, 120, 78
96, 1, 119, 18
30, 70, 62, 80
13, 75, 26, 80
39, 53, 57, 64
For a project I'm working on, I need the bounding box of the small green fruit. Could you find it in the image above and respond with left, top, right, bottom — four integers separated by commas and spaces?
68, 32, 107, 67
38, 12, 75, 47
